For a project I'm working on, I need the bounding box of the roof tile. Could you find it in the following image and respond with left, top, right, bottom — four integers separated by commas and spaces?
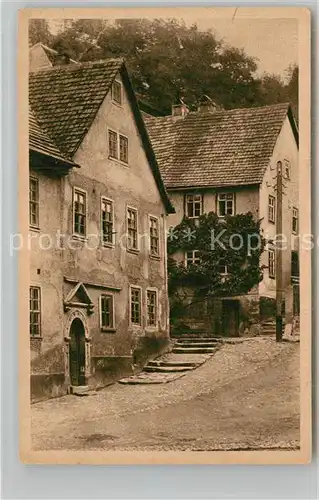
144, 103, 293, 188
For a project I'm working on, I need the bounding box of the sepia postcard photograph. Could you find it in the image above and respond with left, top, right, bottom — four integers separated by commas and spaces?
18, 6, 311, 465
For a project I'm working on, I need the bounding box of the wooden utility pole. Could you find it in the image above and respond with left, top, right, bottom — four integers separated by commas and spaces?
276, 161, 283, 342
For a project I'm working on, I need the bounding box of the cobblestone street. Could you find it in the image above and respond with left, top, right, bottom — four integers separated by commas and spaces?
31, 338, 300, 451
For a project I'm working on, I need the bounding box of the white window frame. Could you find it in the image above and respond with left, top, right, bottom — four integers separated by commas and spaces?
292, 207, 298, 234
146, 288, 158, 328
107, 127, 129, 165
30, 286, 41, 338
72, 187, 87, 238
268, 195, 276, 223
99, 293, 115, 331
29, 175, 39, 228
111, 79, 122, 105
126, 206, 139, 252
119, 134, 129, 164
149, 215, 160, 258
185, 193, 203, 218
284, 159, 291, 180
217, 192, 235, 217
101, 196, 115, 246
268, 249, 276, 279
129, 285, 142, 327
185, 250, 201, 267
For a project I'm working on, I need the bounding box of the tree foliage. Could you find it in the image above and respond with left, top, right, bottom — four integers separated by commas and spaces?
29, 19, 54, 47
29, 18, 298, 116
167, 212, 265, 301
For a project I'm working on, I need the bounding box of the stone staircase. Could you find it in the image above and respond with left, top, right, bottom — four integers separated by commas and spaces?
172, 337, 220, 354
119, 335, 220, 384
261, 319, 285, 336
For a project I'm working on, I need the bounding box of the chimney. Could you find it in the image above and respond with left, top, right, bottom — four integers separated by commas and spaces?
198, 94, 218, 113
171, 98, 189, 119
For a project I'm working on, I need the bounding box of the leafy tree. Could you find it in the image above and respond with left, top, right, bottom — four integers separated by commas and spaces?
29, 18, 298, 116
29, 19, 53, 47
167, 212, 265, 321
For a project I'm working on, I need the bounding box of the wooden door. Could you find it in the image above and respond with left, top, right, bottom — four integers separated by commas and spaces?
222, 300, 240, 336
69, 318, 86, 386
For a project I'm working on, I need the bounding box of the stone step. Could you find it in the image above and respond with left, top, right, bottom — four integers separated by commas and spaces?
148, 360, 199, 367
175, 341, 218, 348
174, 338, 219, 344
172, 347, 218, 354
144, 365, 194, 373
70, 385, 89, 396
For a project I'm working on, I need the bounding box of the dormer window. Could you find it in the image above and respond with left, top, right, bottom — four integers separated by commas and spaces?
112, 80, 122, 105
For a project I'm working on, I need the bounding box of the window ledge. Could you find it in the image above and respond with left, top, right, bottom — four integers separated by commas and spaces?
101, 328, 116, 333
127, 248, 140, 255
102, 242, 115, 249
29, 225, 40, 232
71, 234, 87, 242
30, 336, 42, 342
149, 254, 161, 261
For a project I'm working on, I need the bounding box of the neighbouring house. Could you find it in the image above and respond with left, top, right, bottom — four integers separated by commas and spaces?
29, 42, 78, 71
145, 99, 299, 337
29, 58, 174, 402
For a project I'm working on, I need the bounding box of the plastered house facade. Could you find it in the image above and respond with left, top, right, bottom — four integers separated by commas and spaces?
145, 102, 299, 336
29, 59, 174, 401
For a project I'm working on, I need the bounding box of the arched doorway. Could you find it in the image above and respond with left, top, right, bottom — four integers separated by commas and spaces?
69, 318, 86, 386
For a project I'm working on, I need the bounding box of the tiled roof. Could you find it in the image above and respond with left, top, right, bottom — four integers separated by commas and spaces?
144, 103, 298, 189
29, 58, 174, 212
29, 108, 77, 166
29, 59, 124, 158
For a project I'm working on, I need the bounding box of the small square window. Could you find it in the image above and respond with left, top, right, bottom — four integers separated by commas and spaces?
185, 250, 201, 267
101, 198, 114, 245
284, 159, 291, 179
30, 286, 41, 337
119, 135, 128, 163
73, 189, 86, 236
127, 208, 138, 251
185, 194, 203, 218
149, 217, 160, 257
130, 287, 141, 325
100, 294, 114, 330
292, 207, 298, 233
268, 195, 276, 223
29, 177, 39, 227
112, 80, 122, 105
217, 193, 235, 216
108, 130, 118, 159
147, 290, 157, 326
268, 249, 276, 279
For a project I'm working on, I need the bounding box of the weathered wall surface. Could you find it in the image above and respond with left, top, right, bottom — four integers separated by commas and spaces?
29, 45, 52, 72
30, 73, 171, 400
167, 186, 259, 229
259, 115, 299, 313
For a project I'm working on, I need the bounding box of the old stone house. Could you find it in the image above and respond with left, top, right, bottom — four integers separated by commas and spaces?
145, 100, 299, 336
29, 58, 174, 402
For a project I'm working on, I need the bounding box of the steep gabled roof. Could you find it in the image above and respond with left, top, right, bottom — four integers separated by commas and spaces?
144, 103, 298, 189
29, 59, 174, 212
29, 108, 78, 168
